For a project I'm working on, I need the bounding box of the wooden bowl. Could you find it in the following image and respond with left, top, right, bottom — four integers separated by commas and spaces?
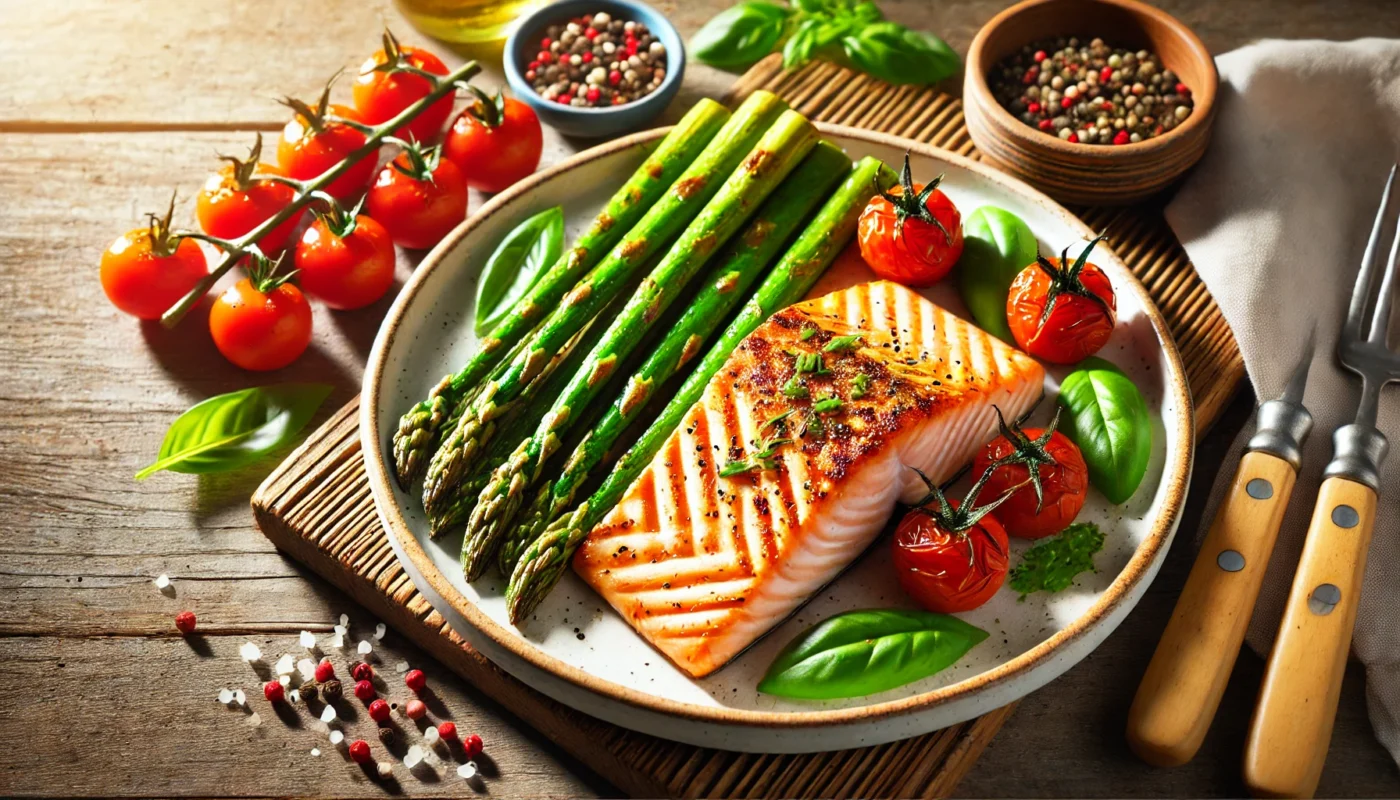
963, 0, 1218, 205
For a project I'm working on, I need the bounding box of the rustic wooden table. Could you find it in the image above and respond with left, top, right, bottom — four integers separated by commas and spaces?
4, 0, 1399, 796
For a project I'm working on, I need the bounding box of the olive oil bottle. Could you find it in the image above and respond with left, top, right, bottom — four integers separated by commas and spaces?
395, 0, 547, 43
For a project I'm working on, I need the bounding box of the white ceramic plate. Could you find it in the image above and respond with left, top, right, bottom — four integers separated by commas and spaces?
362, 124, 1194, 752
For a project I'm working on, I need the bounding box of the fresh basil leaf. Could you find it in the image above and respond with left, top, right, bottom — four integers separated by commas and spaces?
136, 383, 333, 479
475, 206, 564, 336
1056, 357, 1152, 504
691, 1, 793, 71
842, 25, 960, 86
957, 206, 1039, 343
790, 0, 825, 13
758, 608, 988, 699
782, 18, 819, 69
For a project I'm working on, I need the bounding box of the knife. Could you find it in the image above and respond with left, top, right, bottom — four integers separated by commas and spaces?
1126, 337, 1315, 767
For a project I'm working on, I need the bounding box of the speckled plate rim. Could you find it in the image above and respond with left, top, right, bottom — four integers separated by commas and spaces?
362, 121, 1195, 729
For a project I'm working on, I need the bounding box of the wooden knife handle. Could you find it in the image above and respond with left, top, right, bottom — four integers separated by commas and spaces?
1244, 476, 1378, 799
1127, 451, 1298, 767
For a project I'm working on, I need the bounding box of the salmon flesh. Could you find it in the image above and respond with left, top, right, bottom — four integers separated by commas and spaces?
573, 281, 1045, 678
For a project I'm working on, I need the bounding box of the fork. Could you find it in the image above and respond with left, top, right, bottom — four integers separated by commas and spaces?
1244, 165, 1399, 799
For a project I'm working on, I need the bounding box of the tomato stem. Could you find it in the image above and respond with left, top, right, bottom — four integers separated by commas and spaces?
158, 57, 482, 329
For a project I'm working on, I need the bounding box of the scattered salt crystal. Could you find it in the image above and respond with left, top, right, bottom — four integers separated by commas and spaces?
299, 630, 317, 648
233, 689, 247, 706
239, 642, 262, 663
329, 730, 345, 746
357, 640, 372, 655
457, 762, 478, 780
333, 624, 347, 636
154, 574, 171, 591
217, 688, 234, 705
339, 613, 349, 626
246, 712, 262, 727
330, 633, 345, 649
278, 675, 291, 687
373, 623, 387, 640
394, 661, 410, 674
274, 654, 295, 675
297, 658, 318, 681
310, 748, 321, 757
320, 706, 337, 723
289, 689, 300, 704
403, 745, 424, 769
376, 762, 393, 778
423, 727, 440, 746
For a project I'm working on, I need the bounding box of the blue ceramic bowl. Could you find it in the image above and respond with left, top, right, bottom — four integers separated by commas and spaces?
504, 0, 685, 138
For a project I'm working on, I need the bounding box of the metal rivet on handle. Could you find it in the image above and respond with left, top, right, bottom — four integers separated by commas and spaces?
1246, 478, 1273, 500
1309, 583, 1342, 615
1332, 504, 1360, 528
1217, 550, 1246, 572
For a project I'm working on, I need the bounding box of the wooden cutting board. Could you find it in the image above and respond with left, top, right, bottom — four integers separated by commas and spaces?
252, 54, 1243, 798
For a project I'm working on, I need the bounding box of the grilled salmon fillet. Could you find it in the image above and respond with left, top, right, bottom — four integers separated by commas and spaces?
573, 281, 1045, 678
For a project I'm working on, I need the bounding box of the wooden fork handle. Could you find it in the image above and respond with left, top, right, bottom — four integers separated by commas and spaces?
1244, 476, 1378, 799
1127, 451, 1297, 767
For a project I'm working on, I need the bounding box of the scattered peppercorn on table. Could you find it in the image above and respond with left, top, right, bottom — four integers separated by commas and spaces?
3, 0, 1399, 797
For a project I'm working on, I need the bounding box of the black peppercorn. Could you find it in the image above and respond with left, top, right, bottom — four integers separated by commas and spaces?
320, 678, 342, 702
378, 726, 396, 745
299, 681, 318, 703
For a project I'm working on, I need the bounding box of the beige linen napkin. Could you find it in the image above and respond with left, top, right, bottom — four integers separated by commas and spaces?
1164, 38, 1400, 762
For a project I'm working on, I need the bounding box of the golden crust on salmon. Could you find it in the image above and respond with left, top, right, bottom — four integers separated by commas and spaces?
573, 281, 1045, 678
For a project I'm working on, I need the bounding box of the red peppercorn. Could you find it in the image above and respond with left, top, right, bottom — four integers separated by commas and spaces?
1033, 50, 1047, 62
584, 27, 598, 39
540, 36, 552, 48
1067, 133, 1080, 143
1113, 129, 1131, 145
626, 41, 638, 56
556, 95, 571, 105
351, 662, 373, 682
586, 87, 601, 103
405, 669, 427, 693
1176, 82, 1191, 96
1037, 119, 1053, 131
348, 739, 372, 764
1022, 67, 1037, 85
528, 60, 540, 71
462, 733, 484, 759
1026, 101, 1041, 114
612, 95, 626, 106
314, 659, 334, 683
368, 698, 391, 723
405, 699, 427, 720
354, 679, 376, 702
1103, 102, 1114, 111
1100, 66, 1113, 83
538, 51, 552, 64
264, 681, 285, 703
174, 610, 196, 634
609, 70, 622, 86
437, 722, 458, 741
1060, 96, 1073, 109
582, 51, 593, 63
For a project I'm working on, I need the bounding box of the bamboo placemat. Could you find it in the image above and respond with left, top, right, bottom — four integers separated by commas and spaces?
252, 54, 1244, 799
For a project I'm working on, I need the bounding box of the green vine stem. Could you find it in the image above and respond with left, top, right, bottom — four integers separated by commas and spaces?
159, 58, 482, 328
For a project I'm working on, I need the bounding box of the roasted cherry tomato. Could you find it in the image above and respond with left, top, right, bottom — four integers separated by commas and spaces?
442, 89, 543, 194
100, 196, 208, 319
276, 79, 376, 202
972, 408, 1089, 540
196, 134, 300, 254
892, 469, 1011, 613
1007, 236, 1116, 364
294, 205, 396, 310
352, 30, 452, 145
366, 143, 468, 249
857, 154, 964, 286
209, 256, 313, 371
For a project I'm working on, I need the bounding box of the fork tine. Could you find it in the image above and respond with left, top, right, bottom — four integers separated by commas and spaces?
1369, 194, 1400, 345
1347, 164, 1397, 342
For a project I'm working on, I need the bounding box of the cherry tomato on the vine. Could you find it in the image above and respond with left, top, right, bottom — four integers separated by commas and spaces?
277, 78, 376, 202
857, 155, 963, 286
1007, 236, 1116, 364
196, 134, 300, 254
209, 256, 313, 371
367, 144, 467, 250
891, 469, 1012, 613
972, 408, 1089, 540
442, 89, 543, 194
295, 205, 396, 310
352, 30, 452, 145
100, 195, 209, 320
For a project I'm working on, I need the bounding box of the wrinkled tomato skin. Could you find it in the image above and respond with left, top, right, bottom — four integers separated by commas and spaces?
352, 47, 453, 145
1006, 259, 1116, 364
100, 231, 208, 320
973, 429, 1089, 539
277, 104, 376, 201
892, 501, 1009, 613
857, 184, 964, 286
442, 97, 544, 194
209, 278, 313, 371
366, 156, 468, 250
196, 163, 300, 253
294, 215, 396, 310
